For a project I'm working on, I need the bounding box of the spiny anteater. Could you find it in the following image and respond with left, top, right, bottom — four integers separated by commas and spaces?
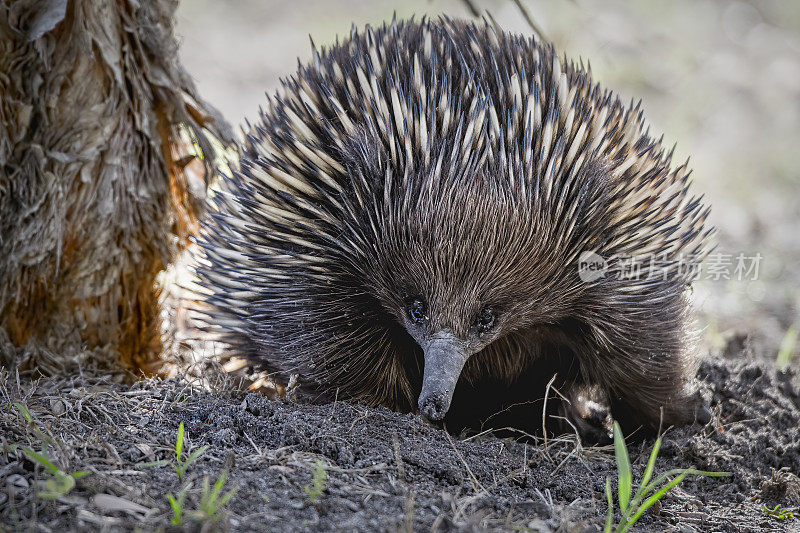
194, 18, 713, 436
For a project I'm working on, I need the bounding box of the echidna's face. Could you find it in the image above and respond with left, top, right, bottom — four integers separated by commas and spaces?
373, 182, 552, 422
399, 292, 503, 421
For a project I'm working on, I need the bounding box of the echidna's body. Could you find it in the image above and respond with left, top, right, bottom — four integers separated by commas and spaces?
196, 18, 712, 435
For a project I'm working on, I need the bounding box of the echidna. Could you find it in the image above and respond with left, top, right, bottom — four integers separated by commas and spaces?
194, 18, 713, 436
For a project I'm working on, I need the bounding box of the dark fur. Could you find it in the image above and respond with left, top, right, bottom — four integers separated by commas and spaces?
195, 18, 712, 437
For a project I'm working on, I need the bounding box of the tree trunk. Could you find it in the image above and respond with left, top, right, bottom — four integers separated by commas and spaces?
0, 0, 233, 373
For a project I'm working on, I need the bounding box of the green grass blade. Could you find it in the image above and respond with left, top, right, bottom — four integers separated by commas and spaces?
612, 422, 632, 513
777, 326, 797, 371
167, 493, 182, 525
22, 448, 59, 474
200, 475, 211, 511
620, 471, 690, 532
42, 472, 75, 499
622, 469, 729, 532
216, 488, 237, 511
11, 402, 33, 423
763, 503, 795, 520
641, 468, 688, 496
641, 468, 729, 500
184, 445, 209, 469
630, 435, 661, 509
604, 477, 614, 533
176, 422, 185, 461
210, 470, 228, 505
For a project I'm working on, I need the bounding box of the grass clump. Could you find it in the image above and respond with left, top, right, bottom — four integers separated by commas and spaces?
763, 503, 795, 520
21, 447, 90, 500
141, 422, 208, 480
10, 402, 90, 500
173, 422, 209, 480
198, 470, 237, 520
150, 423, 232, 527
304, 459, 328, 504
11, 402, 33, 424
604, 421, 729, 533
167, 470, 237, 526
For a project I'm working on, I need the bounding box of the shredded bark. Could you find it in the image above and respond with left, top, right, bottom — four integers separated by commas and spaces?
0, 0, 234, 373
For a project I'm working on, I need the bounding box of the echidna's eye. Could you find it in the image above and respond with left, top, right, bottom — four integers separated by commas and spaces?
476, 308, 495, 333
408, 298, 426, 324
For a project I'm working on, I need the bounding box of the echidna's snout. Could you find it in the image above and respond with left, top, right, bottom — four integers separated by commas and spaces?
418, 332, 470, 421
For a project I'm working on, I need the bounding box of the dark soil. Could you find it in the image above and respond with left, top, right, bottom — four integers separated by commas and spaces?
1, 353, 799, 532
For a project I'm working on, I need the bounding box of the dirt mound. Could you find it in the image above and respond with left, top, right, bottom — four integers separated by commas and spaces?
1, 357, 798, 532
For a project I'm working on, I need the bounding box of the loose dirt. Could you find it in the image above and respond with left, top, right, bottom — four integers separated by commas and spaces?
2, 352, 798, 532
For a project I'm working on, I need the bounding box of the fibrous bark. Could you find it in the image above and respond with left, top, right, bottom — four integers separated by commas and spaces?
0, 0, 233, 373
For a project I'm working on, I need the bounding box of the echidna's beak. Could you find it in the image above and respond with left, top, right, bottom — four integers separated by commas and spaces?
418, 332, 469, 421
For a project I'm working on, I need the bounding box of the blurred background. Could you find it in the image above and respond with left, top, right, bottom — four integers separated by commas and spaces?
175, 0, 800, 365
